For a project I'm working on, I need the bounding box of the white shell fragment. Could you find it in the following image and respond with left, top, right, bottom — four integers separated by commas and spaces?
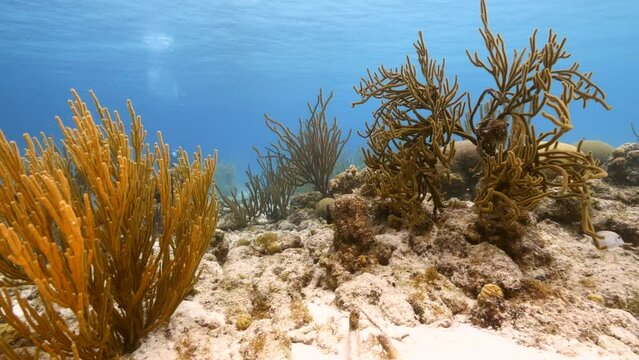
587, 230, 625, 249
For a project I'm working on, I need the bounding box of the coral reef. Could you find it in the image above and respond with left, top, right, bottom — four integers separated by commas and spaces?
254, 232, 281, 255
354, 0, 609, 245
605, 143, 639, 186
3, 2, 635, 359
0, 90, 219, 358
109, 168, 639, 359
126, 190, 639, 360
210, 229, 229, 263
263, 89, 351, 196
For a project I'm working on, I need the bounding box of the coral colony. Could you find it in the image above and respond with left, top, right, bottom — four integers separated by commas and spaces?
1, 1, 634, 358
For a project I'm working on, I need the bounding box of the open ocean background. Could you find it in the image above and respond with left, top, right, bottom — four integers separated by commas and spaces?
1, 0, 637, 184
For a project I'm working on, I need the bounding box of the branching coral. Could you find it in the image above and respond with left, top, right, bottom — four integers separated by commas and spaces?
354, 0, 610, 245
465, 2, 609, 240
264, 89, 352, 196
0, 90, 219, 358
353, 31, 466, 227
632, 123, 639, 141
217, 167, 265, 229
255, 149, 296, 221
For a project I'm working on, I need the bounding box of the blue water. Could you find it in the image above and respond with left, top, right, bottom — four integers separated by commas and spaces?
1, 0, 637, 177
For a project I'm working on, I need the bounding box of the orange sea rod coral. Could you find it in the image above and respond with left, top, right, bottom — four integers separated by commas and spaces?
0, 90, 219, 358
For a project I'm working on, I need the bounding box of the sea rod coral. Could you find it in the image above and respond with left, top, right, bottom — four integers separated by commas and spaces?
354, 0, 610, 245
0, 90, 219, 358
264, 89, 352, 196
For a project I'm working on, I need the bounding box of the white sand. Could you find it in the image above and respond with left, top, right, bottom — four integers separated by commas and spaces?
292, 323, 611, 360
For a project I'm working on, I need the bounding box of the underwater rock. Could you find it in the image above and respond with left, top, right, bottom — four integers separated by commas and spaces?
534, 197, 582, 227
253, 232, 302, 255
326, 194, 380, 273
276, 220, 297, 231
223, 245, 263, 278
504, 230, 554, 268
215, 212, 236, 231
254, 248, 314, 296
328, 165, 366, 195
250, 249, 315, 329
606, 143, 639, 185
209, 229, 229, 263
590, 178, 639, 206
314, 197, 336, 222
275, 232, 303, 252
239, 319, 292, 360
537, 220, 639, 318
540, 141, 578, 153
577, 140, 615, 164
451, 140, 480, 175
440, 172, 469, 200
592, 197, 639, 246
407, 292, 454, 325
444, 140, 480, 199
130, 160, 639, 360
287, 208, 317, 226
290, 191, 324, 210
370, 232, 406, 266
329, 195, 410, 273
297, 218, 325, 232
430, 206, 476, 256
436, 242, 523, 296
335, 273, 418, 326
127, 192, 639, 360
190, 253, 224, 299
217, 245, 314, 334
174, 300, 225, 330
406, 265, 472, 324
301, 226, 334, 260
333, 194, 373, 245
319, 256, 354, 290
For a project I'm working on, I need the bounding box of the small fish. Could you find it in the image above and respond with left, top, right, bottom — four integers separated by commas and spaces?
588, 230, 625, 249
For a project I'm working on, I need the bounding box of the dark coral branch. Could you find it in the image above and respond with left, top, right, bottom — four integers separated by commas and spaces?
264, 90, 351, 196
